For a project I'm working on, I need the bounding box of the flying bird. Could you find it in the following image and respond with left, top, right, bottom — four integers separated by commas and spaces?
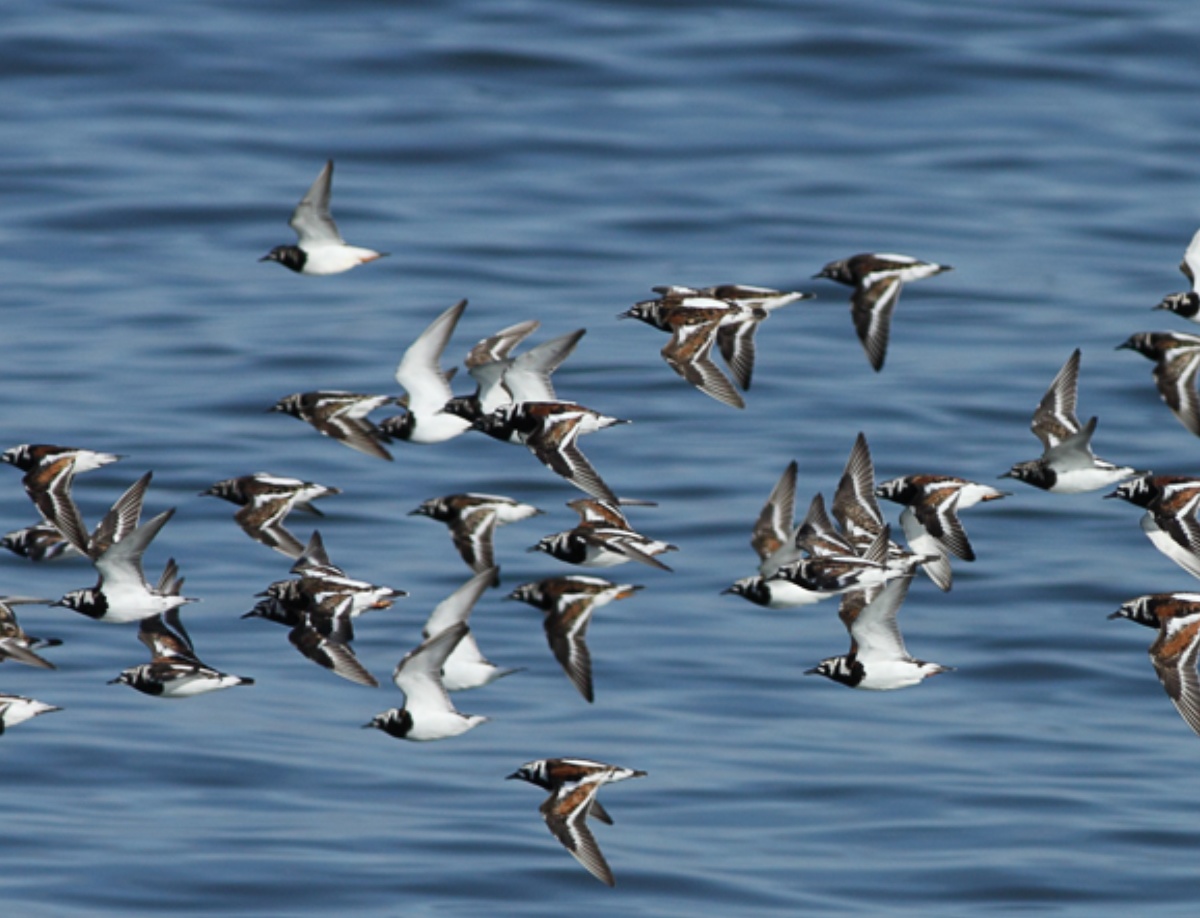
260, 160, 386, 275
1002, 349, 1141, 493
814, 253, 951, 371
1118, 331, 1200, 438
507, 757, 646, 886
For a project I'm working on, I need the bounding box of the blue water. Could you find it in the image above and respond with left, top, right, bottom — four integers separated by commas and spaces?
3, 0, 1200, 914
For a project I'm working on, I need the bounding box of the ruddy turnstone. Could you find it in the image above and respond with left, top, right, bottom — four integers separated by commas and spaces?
1110, 592, 1200, 738
507, 757, 646, 887
1002, 349, 1141, 493
421, 568, 518, 691
242, 577, 379, 687
290, 531, 407, 616
1152, 228, 1200, 321
288, 611, 379, 687
202, 473, 341, 559
270, 391, 395, 461
813, 253, 951, 371
111, 602, 254, 698
1117, 331, 1200, 437
769, 525, 895, 596
724, 463, 841, 609
48, 472, 196, 624
1, 443, 122, 476
364, 622, 488, 741
260, 160, 386, 275
508, 575, 642, 703
621, 291, 754, 408
409, 492, 544, 584
530, 498, 676, 571
1106, 474, 1200, 580
651, 284, 811, 389
876, 474, 1008, 591
806, 574, 952, 690
9, 445, 121, 536
470, 401, 628, 502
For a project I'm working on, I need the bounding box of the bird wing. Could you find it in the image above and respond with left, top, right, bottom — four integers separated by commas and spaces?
661, 320, 745, 409
751, 460, 798, 564
392, 622, 467, 714
539, 782, 614, 886
848, 574, 915, 662
1031, 349, 1082, 448
1153, 347, 1200, 436
850, 275, 901, 372
289, 160, 343, 245
394, 300, 467, 416
422, 569, 494, 638
545, 599, 595, 702
832, 433, 884, 541
1150, 614, 1200, 738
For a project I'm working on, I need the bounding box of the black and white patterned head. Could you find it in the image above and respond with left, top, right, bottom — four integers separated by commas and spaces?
260, 244, 307, 273
1110, 595, 1159, 628
722, 576, 770, 607
108, 667, 163, 695
875, 477, 919, 504
55, 588, 107, 620
364, 708, 413, 739
440, 396, 483, 425
618, 300, 663, 326
269, 393, 306, 418
467, 408, 511, 440
1001, 459, 1053, 491
0, 444, 36, 470
1155, 293, 1200, 321
506, 581, 549, 609
1106, 475, 1154, 507
377, 410, 416, 442
202, 477, 246, 504
805, 654, 865, 688
506, 759, 550, 788
530, 532, 580, 564
814, 258, 854, 284
409, 496, 451, 522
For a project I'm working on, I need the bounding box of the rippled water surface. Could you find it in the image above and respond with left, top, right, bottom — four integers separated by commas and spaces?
4, 1, 1200, 915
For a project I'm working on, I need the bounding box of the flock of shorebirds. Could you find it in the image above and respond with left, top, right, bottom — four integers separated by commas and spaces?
6, 160, 1200, 885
